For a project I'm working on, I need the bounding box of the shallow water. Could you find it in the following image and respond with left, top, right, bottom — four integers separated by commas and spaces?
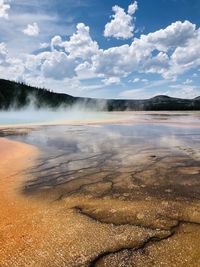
0, 110, 117, 125
1, 110, 200, 126
1, 112, 200, 266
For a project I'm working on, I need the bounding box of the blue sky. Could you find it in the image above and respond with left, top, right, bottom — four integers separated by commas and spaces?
0, 0, 200, 99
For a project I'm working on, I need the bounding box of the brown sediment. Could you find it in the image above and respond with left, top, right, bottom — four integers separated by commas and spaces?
0, 138, 40, 265
93, 223, 200, 267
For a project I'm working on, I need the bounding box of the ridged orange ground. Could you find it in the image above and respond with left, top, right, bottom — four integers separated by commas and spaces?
1, 133, 200, 267
0, 139, 41, 266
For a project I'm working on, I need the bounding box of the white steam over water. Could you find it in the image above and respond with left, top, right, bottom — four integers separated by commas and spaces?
0, 108, 116, 126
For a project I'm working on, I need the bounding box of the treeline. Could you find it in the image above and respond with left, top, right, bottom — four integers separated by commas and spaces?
0, 79, 75, 110
0, 79, 200, 111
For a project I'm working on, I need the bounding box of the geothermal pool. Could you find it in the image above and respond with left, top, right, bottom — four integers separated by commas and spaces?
0, 110, 118, 126
0, 112, 200, 266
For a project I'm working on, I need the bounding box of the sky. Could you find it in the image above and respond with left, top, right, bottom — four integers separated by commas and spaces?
0, 0, 200, 99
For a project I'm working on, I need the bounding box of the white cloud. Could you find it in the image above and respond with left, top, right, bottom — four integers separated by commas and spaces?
132, 78, 140, 83
25, 51, 78, 80
75, 61, 101, 80
0, 42, 25, 81
64, 23, 99, 60
169, 28, 200, 75
169, 84, 199, 99
51, 35, 62, 50
23, 23, 100, 83
119, 88, 145, 99
139, 20, 196, 51
52, 23, 99, 61
142, 52, 170, 75
21, 19, 200, 89
102, 77, 120, 85
128, 1, 138, 15
39, 42, 49, 49
41, 51, 77, 79
142, 79, 148, 83
0, 0, 10, 19
92, 44, 139, 78
104, 1, 138, 39
131, 77, 148, 83
93, 21, 200, 81
23, 22, 40, 36
183, 79, 193, 85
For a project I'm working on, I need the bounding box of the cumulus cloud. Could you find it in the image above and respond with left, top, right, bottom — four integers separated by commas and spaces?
41, 51, 77, 79
23, 22, 40, 36
51, 23, 99, 61
92, 44, 135, 77
0, 0, 10, 19
1, 2, 200, 99
63, 23, 99, 59
51, 35, 62, 50
139, 20, 196, 51
170, 28, 200, 70
24, 23, 99, 81
93, 20, 200, 80
20, 19, 200, 88
25, 50, 78, 80
142, 52, 170, 75
104, 1, 138, 39
75, 61, 101, 80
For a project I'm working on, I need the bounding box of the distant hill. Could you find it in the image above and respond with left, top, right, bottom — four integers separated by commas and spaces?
107, 95, 200, 111
0, 79, 200, 111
